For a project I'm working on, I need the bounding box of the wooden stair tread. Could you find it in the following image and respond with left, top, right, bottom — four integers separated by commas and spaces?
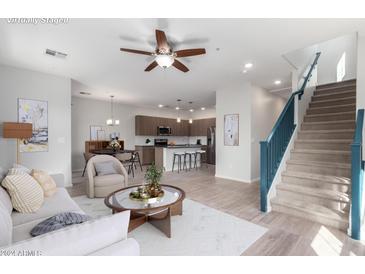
287, 159, 351, 169
308, 103, 356, 110
282, 170, 351, 185
277, 183, 350, 203
295, 139, 352, 144
299, 129, 355, 133
291, 148, 351, 155
305, 111, 355, 118
271, 197, 349, 223
302, 120, 355, 125
310, 96, 356, 104
313, 90, 356, 98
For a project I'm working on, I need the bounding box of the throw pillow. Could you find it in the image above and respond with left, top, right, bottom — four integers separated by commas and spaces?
31, 169, 57, 197
7, 168, 27, 176
94, 161, 118, 176
1, 174, 44, 213
30, 212, 90, 237
12, 164, 31, 174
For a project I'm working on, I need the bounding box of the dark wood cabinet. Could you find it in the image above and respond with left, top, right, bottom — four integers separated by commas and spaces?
135, 115, 215, 137
135, 146, 155, 165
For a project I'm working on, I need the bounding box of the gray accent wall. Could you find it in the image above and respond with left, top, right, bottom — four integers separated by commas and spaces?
0, 64, 72, 186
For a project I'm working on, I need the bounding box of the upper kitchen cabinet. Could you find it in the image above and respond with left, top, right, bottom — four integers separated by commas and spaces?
135, 115, 215, 136
190, 118, 216, 136
135, 115, 158, 136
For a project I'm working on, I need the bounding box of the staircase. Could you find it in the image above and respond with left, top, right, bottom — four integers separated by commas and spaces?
271, 79, 356, 231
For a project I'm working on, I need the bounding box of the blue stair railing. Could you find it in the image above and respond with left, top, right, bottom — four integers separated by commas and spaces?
260, 52, 321, 212
351, 109, 364, 240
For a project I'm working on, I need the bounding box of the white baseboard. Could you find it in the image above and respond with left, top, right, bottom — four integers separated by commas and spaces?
215, 174, 252, 183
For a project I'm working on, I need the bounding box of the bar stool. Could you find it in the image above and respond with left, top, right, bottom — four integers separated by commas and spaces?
194, 150, 207, 169
172, 152, 186, 173
184, 151, 196, 171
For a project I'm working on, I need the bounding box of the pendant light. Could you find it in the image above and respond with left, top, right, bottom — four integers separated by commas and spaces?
176, 99, 181, 123
106, 95, 120, 126
188, 101, 194, 124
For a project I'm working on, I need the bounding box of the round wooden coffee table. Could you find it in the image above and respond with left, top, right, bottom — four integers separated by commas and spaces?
104, 184, 185, 238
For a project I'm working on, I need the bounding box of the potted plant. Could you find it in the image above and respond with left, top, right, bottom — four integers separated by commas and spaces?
145, 162, 164, 197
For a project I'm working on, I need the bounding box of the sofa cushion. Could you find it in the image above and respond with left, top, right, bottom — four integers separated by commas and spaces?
11, 188, 82, 227
2, 174, 44, 213
0, 186, 13, 214
2, 211, 131, 256
94, 174, 124, 187
0, 205, 12, 247
31, 169, 57, 197
94, 161, 118, 176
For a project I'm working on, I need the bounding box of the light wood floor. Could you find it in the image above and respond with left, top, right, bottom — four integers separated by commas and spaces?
68, 165, 365, 256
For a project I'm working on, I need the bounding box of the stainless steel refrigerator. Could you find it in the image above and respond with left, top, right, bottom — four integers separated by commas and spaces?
206, 126, 216, 165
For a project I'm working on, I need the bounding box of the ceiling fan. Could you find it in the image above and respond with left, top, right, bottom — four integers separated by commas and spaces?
120, 29, 206, 73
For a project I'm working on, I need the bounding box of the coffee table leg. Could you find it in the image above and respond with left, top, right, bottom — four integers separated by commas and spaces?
128, 214, 147, 232
170, 200, 183, 216
148, 208, 171, 238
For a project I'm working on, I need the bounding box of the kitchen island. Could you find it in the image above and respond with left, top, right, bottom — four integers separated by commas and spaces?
155, 145, 204, 172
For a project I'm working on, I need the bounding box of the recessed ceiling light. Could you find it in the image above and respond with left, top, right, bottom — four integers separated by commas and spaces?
274, 80, 281, 85
175, 107, 180, 110
242, 70, 247, 74
201, 107, 206, 110
158, 104, 164, 108
189, 109, 194, 112
244, 63, 253, 69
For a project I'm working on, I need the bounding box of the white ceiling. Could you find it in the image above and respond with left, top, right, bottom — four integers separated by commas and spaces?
1, 18, 365, 109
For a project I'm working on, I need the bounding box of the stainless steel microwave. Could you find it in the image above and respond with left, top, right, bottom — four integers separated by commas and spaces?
157, 126, 172, 136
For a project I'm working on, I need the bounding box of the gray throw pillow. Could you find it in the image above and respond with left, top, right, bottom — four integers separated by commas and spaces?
94, 161, 118, 176
30, 212, 90, 237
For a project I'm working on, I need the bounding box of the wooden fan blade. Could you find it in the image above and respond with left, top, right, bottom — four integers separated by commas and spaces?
155, 30, 169, 52
172, 59, 189, 73
120, 48, 153, 56
145, 61, 158, 71
175, 48, 206, 57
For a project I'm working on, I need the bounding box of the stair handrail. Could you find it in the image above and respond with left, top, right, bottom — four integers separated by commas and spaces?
260, 52, 321, 212
351, 109, 364, 240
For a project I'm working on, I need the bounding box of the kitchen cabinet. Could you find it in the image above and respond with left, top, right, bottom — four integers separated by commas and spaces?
135, 115, 215, 137
135, 146, 155, 165
190, 118, 216, 136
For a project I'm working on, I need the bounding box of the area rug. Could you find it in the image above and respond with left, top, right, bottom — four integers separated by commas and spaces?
73, 196, 267, 256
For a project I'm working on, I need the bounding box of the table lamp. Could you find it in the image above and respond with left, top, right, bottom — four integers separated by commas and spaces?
3, 122, 33, 164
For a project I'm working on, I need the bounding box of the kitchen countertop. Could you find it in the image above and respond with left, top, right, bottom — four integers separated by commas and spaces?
135, 144, 205, 148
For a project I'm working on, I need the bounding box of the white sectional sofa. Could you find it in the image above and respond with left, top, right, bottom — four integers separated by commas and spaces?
0, 169, 139, 256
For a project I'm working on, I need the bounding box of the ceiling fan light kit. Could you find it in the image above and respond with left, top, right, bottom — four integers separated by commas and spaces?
120, 29, 206, 73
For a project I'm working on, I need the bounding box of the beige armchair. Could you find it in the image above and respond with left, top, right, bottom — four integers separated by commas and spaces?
86, 155, 128, 198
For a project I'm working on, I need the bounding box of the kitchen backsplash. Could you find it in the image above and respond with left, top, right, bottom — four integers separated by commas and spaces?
135, 136, 207, 146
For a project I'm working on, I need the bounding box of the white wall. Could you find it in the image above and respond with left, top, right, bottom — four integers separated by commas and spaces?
317, 33, 357, 85
250, 86, 286, 181
215, 81, 285, 183
71, 96, 214, 171
0, 64, 72, 186
284, 33, 357, 86
215, 81, 252, 182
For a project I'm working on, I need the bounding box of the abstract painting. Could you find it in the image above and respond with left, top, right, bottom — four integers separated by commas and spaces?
18, 98, 48, 152
224, 114, 239, 146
